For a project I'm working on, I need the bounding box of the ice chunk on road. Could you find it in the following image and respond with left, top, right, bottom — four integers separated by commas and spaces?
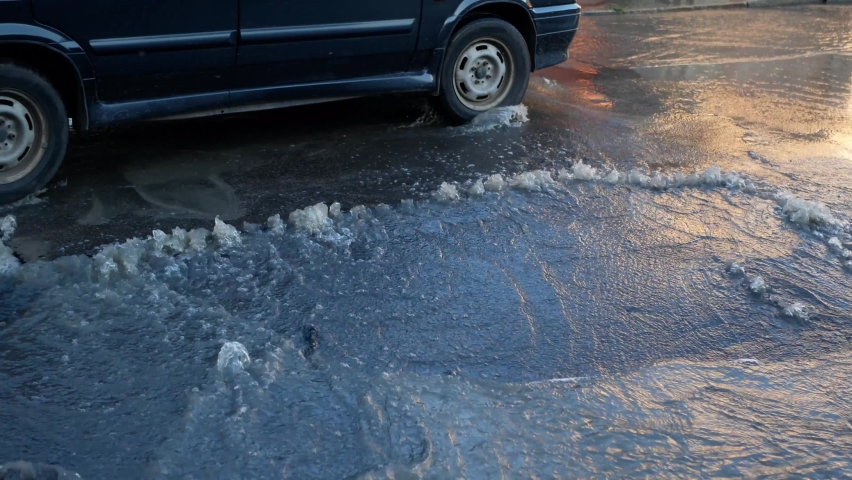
0, 215, 15, 242
432, 182, 460, 202
289, 202, 332, 234
468, 179, 485, 196
484, 174, 506, 191
213, 217, 241, 248
217, 341, 250, 374
509, 170, 555, 192
748, 276, 767, 294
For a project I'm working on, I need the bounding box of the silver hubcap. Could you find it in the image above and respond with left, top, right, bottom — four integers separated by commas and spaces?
0, 89, 48, 184
453, 38, 514, 111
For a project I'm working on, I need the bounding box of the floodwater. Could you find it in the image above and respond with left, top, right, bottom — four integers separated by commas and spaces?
2, 5, 852, 479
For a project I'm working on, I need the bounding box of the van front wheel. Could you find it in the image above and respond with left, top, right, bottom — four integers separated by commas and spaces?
439, 18, 531, 124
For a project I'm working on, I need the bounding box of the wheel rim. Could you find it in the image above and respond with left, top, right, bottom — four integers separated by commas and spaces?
453, 37, 515, 111
0, 89, 49, 185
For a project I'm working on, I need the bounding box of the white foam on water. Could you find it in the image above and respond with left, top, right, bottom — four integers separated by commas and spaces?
432, 182, 460, 202
0, 216, 17, 274
603, 169, 620, 184
573, 160, 601, 181
350, 205, 369, 219
748, 276, 767, 294
0, 241, 18, 275
153, 227, 210, 254
483, 173, 506, 192
627, 169, 651, 187
0, 215, 15, 242
509, 170, 555, 192
775, 192, 840, 229
267, 214, 286, 235
466, 104, 529, 131
0, 190, 46, 213
828, 237, 852, 259
217, 341, 250, 374
727, 262, 745, 276
528, 376, 589, 385
732, 358, 761, 365
648, 172, 668, 190
289, 202, 332, 234
780, 302, 808, 320
213, 217, 241, 248
468, 179, 486, 196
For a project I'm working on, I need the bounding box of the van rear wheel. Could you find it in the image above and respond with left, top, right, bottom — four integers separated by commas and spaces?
0, 63, 68, 204
438, 18, 531, 124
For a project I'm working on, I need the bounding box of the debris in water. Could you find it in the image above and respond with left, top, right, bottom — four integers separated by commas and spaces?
303, 325, 319, 356
483, 174, 506, 191
289, 202, 332, 234
748, 276, 767, 294
217, 341, 250, 374
727, 263, 745, 276
468, 179, 485, 196
213, 217, 242, 248
509, 170, 555, 192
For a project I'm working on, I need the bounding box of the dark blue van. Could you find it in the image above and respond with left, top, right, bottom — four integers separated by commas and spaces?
0, 0, 580, 202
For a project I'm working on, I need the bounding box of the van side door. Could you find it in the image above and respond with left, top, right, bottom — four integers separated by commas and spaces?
31, 0, 239, 103
234, 0, 423, 93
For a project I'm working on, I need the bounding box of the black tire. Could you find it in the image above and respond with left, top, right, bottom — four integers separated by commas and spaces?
0, 63, 68, 204
438, 18, 531, 125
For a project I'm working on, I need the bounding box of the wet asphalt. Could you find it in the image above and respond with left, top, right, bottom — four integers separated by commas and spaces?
3, 5, 848, 261
2, 5, 852, 479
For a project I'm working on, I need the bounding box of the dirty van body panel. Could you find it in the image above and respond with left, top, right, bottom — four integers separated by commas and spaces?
31, 0, 239, 102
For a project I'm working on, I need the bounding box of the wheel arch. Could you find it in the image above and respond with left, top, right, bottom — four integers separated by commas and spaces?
0, 27, 92, 130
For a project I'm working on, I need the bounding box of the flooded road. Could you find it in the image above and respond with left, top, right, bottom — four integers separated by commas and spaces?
2, 5, 852, 479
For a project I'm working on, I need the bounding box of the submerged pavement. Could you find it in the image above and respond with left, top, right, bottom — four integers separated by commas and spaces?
1, 5, 851, 479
